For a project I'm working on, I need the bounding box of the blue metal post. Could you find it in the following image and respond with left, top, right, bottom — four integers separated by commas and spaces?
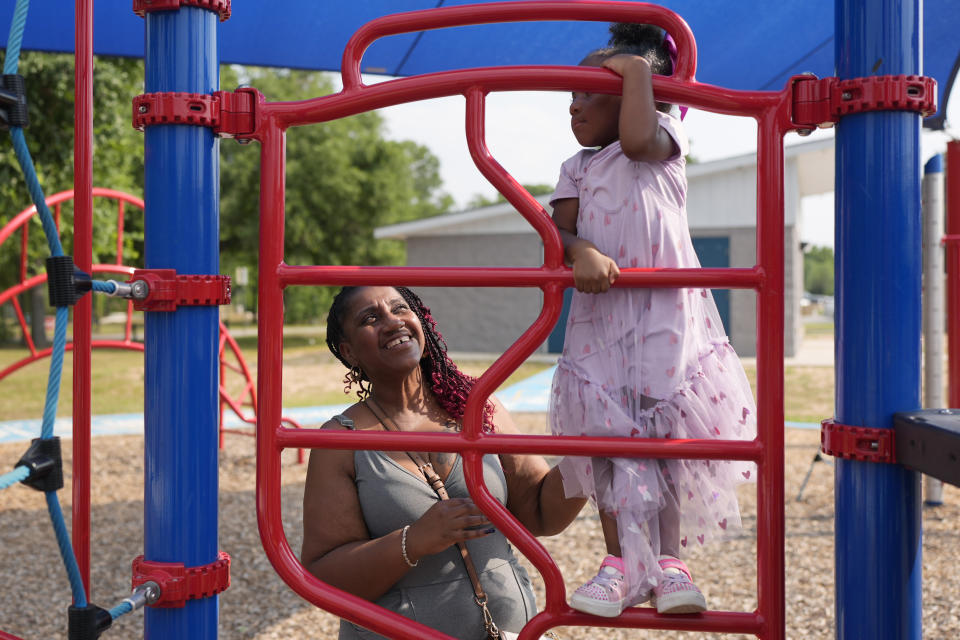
834, 0, 922, 638
143, 8, 220, 639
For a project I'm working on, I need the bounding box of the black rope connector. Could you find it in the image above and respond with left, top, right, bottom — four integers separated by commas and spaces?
0, 74, 29, 129
15, 436, 64, 492
46, 256, 92, 307
68, 603, 112, 640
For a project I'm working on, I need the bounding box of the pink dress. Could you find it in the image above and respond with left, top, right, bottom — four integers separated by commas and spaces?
549, 112, 757, 599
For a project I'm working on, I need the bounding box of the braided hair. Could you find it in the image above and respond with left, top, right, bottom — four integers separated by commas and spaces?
326, 286, 496, 432
587, 22, 674, 113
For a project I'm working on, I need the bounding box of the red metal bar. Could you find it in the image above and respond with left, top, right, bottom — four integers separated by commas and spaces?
219, 332, 228, 450
73, 0, 94, 596
0, 189, 145, 248
115, 199, 125, 265
275, 428, 762, 460
753, 93, 790, 640
340, 1, 697, 91
278, 264, 762, 289
254, 4, 789, 639
0, 341, 142, 381
465, 87, 563, 268
264, 67, 776, 131
19, 225, 26, 282
947, 141, 960, 408
523, 608, 762, 636
10, 297, 36, 356
124, 299, 135, 343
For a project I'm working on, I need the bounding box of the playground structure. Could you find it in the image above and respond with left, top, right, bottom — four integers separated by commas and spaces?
0, 188, 306, 462
1, 1, 958, 639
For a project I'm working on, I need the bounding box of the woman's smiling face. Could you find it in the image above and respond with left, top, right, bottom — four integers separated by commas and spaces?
338, 286, 425, 378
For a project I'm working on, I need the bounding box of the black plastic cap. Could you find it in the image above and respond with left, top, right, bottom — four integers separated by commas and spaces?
0, 74, 29, 129
46, 256, 92, 307
15, 436, 64, 492
68, 604, 112, 640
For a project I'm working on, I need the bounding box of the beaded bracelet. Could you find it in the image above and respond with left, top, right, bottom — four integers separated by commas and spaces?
401, 525, 418, 567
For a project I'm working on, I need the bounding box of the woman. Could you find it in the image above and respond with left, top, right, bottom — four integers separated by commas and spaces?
301, 285, 585, 639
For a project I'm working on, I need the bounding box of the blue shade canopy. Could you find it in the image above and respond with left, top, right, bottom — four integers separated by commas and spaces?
3, 0, 958, 128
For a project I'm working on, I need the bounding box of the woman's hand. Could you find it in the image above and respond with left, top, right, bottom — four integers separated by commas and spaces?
405, 498, 493, 563
571, 245, 620, 293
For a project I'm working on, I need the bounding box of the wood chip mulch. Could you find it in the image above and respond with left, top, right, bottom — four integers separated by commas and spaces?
1, 423, 958, 639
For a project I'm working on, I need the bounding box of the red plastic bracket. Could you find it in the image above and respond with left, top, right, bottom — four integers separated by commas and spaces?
128, 268, 231, 312
133, 0, 231, 22
132, 89, 257, 139
132, 92, 217, 130
821, 419, 897, 464
791, 74, 937, 131
214, 88, 258, 139
132, 551, 231, 608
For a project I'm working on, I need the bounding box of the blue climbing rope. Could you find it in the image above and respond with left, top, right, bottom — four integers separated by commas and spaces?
108, 602, 133, 621
92, 280, 117, 294
4, 0, 148, 627
0, 465, 30, 490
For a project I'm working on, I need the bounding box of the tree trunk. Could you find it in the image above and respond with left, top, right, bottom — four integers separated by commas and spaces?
30, 286, 49, 349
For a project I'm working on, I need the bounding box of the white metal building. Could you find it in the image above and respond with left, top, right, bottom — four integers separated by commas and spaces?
375, 137, 835, 358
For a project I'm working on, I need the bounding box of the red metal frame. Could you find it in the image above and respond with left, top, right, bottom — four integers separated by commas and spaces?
0, 190, 304, 456
252, 3, 789, 639
0, 188, 306, 627
218, 328, 305, 464
74, 0, 94, 594
947, 141, 960, 409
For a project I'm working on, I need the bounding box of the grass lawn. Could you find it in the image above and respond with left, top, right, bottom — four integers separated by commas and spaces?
0, 325, 835, 426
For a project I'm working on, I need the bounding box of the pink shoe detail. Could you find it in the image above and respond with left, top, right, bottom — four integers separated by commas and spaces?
652, 557, 707, 614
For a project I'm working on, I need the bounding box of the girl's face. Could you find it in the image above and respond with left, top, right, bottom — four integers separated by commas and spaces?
338, 286, 425, 380
569, 54, 621, 148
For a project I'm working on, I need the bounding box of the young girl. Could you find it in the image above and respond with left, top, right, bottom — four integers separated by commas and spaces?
548, 23, 757, 617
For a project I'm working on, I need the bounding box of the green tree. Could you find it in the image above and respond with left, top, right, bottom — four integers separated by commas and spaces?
218, 67, 452, 323
804, 245, 834, 296
0, 52, 144, 344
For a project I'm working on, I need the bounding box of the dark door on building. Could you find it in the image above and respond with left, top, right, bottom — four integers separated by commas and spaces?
546, 236, 731, 353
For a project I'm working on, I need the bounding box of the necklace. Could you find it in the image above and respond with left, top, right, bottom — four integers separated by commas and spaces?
364, 397, 459, 479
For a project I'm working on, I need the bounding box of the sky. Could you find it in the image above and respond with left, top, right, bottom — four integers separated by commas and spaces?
376, 85, 960, 250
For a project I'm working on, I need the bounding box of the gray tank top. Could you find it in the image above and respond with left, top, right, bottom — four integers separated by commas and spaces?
333, 416, 537, 640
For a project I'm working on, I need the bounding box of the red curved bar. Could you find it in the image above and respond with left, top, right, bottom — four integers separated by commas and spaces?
276, 264, 764, 289
218, 327, 305, 463
267, 67, 776, 130
340, 1, 696, 91
465, 87, 564, 268
255, 3, 788, 639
